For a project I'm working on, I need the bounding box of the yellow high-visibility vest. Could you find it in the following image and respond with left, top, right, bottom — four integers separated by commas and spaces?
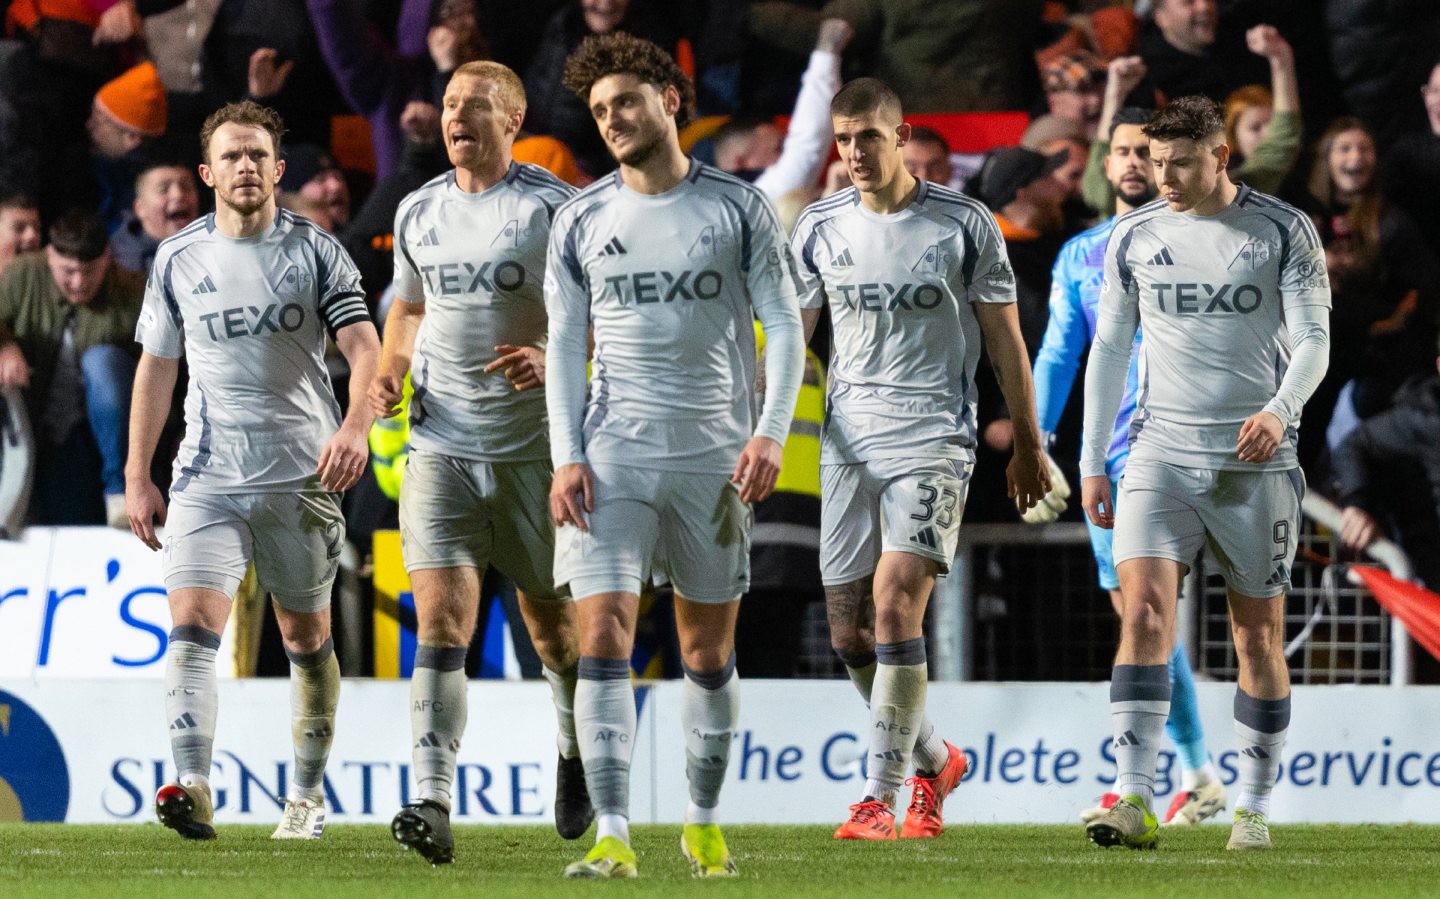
368, 374, 413, 501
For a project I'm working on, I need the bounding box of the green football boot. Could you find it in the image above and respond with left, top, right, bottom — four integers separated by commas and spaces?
564, 835, 639, 879
1086, 794, 1159, 850
681, 823, 738, 878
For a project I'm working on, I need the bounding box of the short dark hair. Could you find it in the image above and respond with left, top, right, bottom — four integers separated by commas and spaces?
200, 100, 287, 163
1143, 96, 1224, 143
562, 33, 696, 128
830, 77, 903, 123
48, 210, 109, 261
1108, 106, 1153, 141
0, 192, 36, 213
908, 125, 950, 153
135, 155, 195, 191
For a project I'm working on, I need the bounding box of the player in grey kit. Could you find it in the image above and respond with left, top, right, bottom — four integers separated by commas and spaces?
368, 61, 588, 865
791, 78, 1050, 840
126, 101, 380, 841
546, 33, 805, 879
1081, 96, 1329, 851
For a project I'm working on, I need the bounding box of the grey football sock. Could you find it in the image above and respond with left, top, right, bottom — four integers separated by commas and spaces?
542, 663, 580, 759
862, 639, 928, 807
682, 653, 739, 821
575, 656, 635, 822
1110, 664, 1172, 808
1233, 689, 1290, 817
287, 637, 340, 802
411, 644, 468, 808
843, 651, 947, 777
165, 626, 221, 784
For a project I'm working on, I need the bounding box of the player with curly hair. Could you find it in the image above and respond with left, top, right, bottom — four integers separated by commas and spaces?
545, 33, 805, 879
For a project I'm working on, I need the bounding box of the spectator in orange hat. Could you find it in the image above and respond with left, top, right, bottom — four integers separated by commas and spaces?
89, 61, 168, 160
81, 61, 168, 231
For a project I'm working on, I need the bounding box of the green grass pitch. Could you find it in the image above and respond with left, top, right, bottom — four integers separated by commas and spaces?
2, 824, 1438, 899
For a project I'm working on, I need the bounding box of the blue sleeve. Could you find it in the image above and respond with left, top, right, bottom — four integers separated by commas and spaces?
1032, 240, 1091, 434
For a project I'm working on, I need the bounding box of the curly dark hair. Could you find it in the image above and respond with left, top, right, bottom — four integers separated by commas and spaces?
200, 100, 287, 163
561, 32, 696, 129
1143, 95, 1224, 143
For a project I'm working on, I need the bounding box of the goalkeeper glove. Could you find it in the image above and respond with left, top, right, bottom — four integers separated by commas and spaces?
1019, 453, 1070, 523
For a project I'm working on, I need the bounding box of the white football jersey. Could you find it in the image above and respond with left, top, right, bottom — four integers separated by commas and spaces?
545, 161, 803, 473
136, 210, 370, 493
790, 182, 1017, 464
392, 163, 575, 461
1087, 187, 1331, 473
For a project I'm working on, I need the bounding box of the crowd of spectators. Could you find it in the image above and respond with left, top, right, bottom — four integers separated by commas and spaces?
2, 1, 1439, 653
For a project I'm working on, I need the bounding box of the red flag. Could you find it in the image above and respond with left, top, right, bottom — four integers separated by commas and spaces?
1350, 566, 1440, 662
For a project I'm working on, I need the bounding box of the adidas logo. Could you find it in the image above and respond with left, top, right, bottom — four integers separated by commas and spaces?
1243, 746, 1271, 760
909, 527, 939, 550
1149, 247, 1175, 266
873, 749, 905, 762
1114, 729, 1140, 747
599, 237, 627, 257
1265, 565, 1289, 587
191, 275, 217, 295
169, 712, 198, 731
417, 226, 441, 247
831, 247, 855, 268
416, 731, 442, 748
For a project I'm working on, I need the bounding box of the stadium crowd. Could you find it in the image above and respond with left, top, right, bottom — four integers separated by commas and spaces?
2, 0, 1439, 663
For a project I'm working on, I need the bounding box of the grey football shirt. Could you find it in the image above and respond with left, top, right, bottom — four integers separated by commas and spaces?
136, 210, 370, 493
1082, 187, 1331, 475
393, 163, 575, 461
545, 160, 804, 474
790, 182, 1017, 464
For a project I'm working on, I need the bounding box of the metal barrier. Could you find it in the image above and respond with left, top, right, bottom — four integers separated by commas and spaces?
931, 499, 1418, 685
1298, 494, 1414, 685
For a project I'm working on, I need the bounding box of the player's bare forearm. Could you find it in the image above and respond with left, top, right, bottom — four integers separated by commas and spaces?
126, 352, 178, 550
801, 307, 822, 344
977, 303, 1050, 510
125, 352, 179, 484
337, 321, 382, 435
975, 304, 1043, 454
377, 297, 424, 381
317, 323, 381, 492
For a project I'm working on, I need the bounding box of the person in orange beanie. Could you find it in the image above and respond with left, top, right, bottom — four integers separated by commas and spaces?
88, 61, 168, 160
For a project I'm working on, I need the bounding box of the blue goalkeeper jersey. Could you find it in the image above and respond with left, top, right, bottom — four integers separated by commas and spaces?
1032, 217, 1139, 480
